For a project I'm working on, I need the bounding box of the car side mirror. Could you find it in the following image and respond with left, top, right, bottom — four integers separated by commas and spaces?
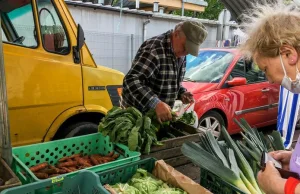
73, 24, 85, 64
227, 77, 247, 86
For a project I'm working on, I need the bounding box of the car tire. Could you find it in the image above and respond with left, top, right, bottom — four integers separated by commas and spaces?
198, 111, 225, 139
60, 122, 98, 139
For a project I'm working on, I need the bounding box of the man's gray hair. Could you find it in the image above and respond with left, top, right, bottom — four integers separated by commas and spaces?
174, 22, 185, 35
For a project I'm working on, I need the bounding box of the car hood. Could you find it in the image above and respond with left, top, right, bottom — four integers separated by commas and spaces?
182, 82, 218, 94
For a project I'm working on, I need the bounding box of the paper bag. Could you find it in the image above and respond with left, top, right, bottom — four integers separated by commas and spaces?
152, 160, 212, 194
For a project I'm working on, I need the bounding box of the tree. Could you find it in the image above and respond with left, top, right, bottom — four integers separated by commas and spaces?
172, 0, 224, 20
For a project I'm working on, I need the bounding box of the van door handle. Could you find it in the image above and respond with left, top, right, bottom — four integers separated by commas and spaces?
261, 88, 270, 92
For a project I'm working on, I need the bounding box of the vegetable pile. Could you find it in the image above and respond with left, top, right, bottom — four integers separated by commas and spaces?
181, 118, 285, 194
104, 168, 187, 194
30, 152, 119, 179
99, 107, 176, 154
179, 112, 196, 126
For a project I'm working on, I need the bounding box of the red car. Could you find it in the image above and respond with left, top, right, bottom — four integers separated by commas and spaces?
182, 48, 280, 138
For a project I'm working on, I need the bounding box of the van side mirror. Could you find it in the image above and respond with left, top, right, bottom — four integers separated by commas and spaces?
73, 24, 85, 64
77, 24, 85, 50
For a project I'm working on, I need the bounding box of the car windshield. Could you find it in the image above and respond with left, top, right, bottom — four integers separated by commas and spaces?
184, 50, 234, 83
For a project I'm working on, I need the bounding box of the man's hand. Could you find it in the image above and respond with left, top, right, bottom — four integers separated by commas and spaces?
257, 161, 286, 194
180, 92, 194, 104
155, 101, 172, 123
269, 150, 292, 170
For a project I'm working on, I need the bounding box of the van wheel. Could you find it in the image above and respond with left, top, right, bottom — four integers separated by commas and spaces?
61, 122, 98, 139
198, 111, 225, 139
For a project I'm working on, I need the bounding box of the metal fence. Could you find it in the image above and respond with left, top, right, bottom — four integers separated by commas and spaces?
4, 26, 220, 74
85, 31, 144, 74
85, 31, 218, 74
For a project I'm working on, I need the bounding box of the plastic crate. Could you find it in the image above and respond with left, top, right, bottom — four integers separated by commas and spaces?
200, 168, 246, 194
97, 158, 156, 186
0, 170, 107, 194
12, 133, 140, 184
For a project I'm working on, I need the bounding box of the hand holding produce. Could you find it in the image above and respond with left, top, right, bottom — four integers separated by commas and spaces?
29, 152, 119, 179
155, 101, 172, 123
257, 161, 285, 194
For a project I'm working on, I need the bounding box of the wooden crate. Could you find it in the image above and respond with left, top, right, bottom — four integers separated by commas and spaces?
141, 121, 201, 167
0, 158, 21, 192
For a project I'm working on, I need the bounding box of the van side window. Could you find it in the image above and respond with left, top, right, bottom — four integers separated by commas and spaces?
1, 3, 38, 47
37, 0, 70, 54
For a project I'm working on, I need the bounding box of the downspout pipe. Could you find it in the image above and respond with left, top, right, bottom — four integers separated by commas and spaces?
142, 18, 151, 42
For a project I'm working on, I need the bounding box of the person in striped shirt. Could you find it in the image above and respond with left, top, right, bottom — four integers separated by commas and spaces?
239, 1, 300, 193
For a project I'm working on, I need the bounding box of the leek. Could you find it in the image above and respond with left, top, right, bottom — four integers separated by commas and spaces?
239, 169, 258, 194
235, 118, 266, 152
236, 141, 260, 162
205, 130, 230, 168
270, 131, 285, 150
221, 126, 262, 194
181, 142, 251, 194
259, 132, 269, 151
240, 132, 262, 159
228, 148, 259, 194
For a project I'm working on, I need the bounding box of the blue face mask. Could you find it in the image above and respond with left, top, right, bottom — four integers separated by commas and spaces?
280, 54, 300, 93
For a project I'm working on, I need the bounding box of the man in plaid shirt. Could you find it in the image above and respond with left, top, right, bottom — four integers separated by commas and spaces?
122, 20, 207, 123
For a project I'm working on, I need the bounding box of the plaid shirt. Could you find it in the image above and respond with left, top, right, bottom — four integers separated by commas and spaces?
122, 30, 187, 113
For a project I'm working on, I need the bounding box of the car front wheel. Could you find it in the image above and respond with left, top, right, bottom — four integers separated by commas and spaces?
198, 111, 225, 139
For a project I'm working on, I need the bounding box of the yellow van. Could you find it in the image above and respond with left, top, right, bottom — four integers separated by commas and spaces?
0, 0, 124, 146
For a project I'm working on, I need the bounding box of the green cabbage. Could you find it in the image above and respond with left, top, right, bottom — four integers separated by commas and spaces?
111, 183, 140, 194
108, 168, 187, 194
152, 187, 187, 194
130, 177, 164, 194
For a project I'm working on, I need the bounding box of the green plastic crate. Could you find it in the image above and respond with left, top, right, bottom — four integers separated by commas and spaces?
12, 133, 140, 184
0, 170, 107, 194
97, 158, 156, 187
200, 168, 246, 194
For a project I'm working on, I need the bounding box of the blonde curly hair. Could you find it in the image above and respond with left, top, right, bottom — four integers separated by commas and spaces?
239, 0, 300, 59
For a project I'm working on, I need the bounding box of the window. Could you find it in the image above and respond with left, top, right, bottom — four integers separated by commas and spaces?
37, 0, 69, 54
2, 3, 38, 47
1, 29, 7, 42
230, 59, 245, 78
185, 51, 234, 83
230, 58, 266, 83
245, 61, 266, 83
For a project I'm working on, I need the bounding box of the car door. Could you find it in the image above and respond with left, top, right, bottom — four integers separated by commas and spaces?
2, 0, 83, 146
268, 83, 280, 122
227, 58, 271, 127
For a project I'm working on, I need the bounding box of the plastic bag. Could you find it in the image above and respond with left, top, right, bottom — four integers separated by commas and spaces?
172, 100, 185, 117
173, 101, 198, 128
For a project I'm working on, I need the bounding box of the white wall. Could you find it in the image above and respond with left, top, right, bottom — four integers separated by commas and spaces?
67, 4, 237, 74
